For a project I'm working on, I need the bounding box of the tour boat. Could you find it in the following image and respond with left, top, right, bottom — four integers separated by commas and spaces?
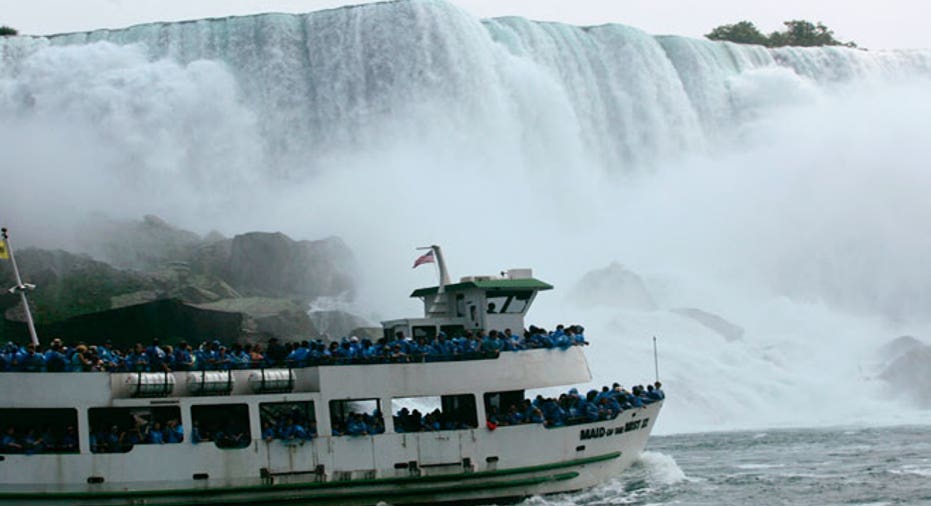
0, 243, 663, 505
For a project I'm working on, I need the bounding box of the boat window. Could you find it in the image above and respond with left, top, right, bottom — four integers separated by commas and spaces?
190, 404, 250, 449
259, 401, 317, 442
456, 294, 465, 317
88, 407, 182, 453
440, 324, 465, 338
412, 326, 437, 340
0, 408, 79, 455
486, 291, 532, 315
483, 390, 530, 428
391, 394, 477, 432
329, 399, 384, 437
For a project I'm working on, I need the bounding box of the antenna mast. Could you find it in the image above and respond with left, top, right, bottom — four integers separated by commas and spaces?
653, 335, 659, 383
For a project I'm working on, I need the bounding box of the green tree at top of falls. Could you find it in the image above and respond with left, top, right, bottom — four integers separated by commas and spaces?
706, 20, 857, 48
705, 21, 770, 46
0, 25, 18, 36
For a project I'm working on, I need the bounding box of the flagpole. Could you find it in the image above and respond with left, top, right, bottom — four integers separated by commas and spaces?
2, 228, 40, 347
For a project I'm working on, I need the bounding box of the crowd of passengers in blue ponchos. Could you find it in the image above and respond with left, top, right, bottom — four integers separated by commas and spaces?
487, 382, 665, 430
0, 324, 588, 372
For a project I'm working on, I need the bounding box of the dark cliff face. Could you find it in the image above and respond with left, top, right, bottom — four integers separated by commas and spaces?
0, 217, 359, 342
222, 232, 356, 299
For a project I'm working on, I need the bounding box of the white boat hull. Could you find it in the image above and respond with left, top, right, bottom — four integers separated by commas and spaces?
0, 401, 661, 505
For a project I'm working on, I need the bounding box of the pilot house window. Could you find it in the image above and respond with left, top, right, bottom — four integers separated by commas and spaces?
485, 291, 532, 314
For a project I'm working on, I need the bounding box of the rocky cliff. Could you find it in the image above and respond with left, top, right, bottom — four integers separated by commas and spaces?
0, 217, 360, 342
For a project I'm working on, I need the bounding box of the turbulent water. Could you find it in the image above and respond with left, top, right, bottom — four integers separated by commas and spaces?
520, 425, 931, 505
3, 0, 931, 433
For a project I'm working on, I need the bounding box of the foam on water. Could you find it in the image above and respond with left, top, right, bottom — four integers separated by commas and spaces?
635, 451, 688, 486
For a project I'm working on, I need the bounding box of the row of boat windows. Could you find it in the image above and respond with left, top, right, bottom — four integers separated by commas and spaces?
0, 392, 502, 454
0, 384, 665, 455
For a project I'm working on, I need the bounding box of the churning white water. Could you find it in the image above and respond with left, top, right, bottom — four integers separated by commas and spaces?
2, 0, 931, 433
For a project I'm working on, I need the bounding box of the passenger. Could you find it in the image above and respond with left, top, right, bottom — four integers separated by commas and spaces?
147, 422, 165, 444
249, 343, 265, 367
1, 426, 23, 453
503, 328, 523, 351
22, 428, 44, 454
389, 344, 408, 363
261, 421, 275, 442
644, 384, 661, 401
627, 390, 644, 408
653, 381, 665, 399
599, 397, 622, 419
97, 340, 116, 364
345, 413, 368, 436
120, 423, 144, 449
265, 338, 287, 367
173, 342, 194, 371
583, 391, 600, 422
44, 339, 67, 372
166, 419, 183, 443
103, 425, 120, 451
485, 406, 501, 429
59, 426, 78, 452
506, 405, 524, 425
146, 338, 170, 372
481, 331, 501, 354
572, 325, 589, 345
541, 399, 566, 427
191, 422, 204, 444
14, 343, 46, 372
125, 343, 149, 372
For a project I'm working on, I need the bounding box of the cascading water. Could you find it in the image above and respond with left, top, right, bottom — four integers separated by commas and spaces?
2, 0, 931, 433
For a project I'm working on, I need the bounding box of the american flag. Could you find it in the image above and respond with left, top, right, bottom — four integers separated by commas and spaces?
412, 250, 435, 268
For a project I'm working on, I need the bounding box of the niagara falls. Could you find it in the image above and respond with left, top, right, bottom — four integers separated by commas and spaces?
1, 0, 930, 503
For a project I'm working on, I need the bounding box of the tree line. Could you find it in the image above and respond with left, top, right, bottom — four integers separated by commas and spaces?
0, 25, 17, 36
706, 20, 857, 48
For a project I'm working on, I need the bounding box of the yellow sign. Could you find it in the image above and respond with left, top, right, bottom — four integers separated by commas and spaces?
0, 240, 8, 260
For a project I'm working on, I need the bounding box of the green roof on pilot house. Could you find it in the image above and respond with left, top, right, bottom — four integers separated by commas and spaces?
410, 278, 553, 298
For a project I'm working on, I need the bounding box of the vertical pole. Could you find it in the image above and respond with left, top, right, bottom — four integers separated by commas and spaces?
653, 336, 659, 383
2, 228, 39, 347
430, 245, 450, 290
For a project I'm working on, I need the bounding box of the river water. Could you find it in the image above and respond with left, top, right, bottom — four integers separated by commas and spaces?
522, 425, 931, 505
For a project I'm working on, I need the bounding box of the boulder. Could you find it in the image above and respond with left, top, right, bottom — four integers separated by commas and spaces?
192, 232, 357, 300
877, 336, 931, 408
571, 262, 657, 311
671, 307, 744, 342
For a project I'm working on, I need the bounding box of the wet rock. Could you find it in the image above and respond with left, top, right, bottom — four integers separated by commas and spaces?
671, 307, 744, 342
877, 336, 931, 408
572, 262, 657, 311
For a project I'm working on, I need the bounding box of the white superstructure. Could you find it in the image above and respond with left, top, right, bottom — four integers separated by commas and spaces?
0, 250, 663, 505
